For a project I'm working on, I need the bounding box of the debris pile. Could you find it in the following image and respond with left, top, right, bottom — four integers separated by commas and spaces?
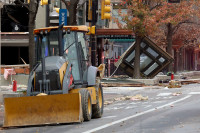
113, 95, 148, 101
180, 80, 200, 85
104, 101, 114, 106
124, 95, 148, 101
168, 80, 181, 88
101, 82, 145, 87
17, 85, 27, 90
172, 92, 182, 96
112, 75, 129, 79
104, 94, 148, 106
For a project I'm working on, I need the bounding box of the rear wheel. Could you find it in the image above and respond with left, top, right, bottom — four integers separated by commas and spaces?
92, 82, 104, 118
80, 89, 92, 121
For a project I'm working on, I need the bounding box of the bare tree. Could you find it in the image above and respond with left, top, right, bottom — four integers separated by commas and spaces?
29, 0, 39, 70
16, 0, 39, 70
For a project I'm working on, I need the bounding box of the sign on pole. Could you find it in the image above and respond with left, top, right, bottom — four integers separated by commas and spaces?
59, 9, 67, 26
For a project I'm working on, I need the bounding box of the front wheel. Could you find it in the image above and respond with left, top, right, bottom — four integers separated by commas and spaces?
80, 89, 92, 121
92, 82, 104, 118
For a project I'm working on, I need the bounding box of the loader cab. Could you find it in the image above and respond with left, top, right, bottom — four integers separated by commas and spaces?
63, 30, 89, 85
34, 26, 89, 86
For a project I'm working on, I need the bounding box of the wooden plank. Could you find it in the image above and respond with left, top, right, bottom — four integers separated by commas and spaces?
101, 83, 145, 87
1, 64, 29, 68
1, 65, 30, 74
180, 80, 200, 85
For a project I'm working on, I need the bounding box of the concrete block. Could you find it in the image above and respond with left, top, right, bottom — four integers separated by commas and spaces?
190, 71, 200, 76
193, 71, 199, 75
155, 75, 181, 80
1, 93, 24, 103
179, 71, 200, 77
185, 72, 194, 76
127, 79, 158, 85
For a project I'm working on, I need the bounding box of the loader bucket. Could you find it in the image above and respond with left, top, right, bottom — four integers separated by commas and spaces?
3, 93, 83, 127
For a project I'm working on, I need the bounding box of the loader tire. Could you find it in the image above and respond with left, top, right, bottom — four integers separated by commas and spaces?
92, 82, 104, 118
80, 89, 92, 121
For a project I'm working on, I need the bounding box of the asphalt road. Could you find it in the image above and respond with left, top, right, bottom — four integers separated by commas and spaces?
1, 84, 200, 133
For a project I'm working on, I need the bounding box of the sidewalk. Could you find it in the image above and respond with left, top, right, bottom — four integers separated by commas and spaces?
0, 85, 26, 126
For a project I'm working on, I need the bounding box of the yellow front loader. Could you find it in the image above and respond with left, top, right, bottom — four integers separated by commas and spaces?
3, 25, 104, 127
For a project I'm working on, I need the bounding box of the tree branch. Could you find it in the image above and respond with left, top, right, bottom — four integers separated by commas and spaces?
77, 0, 86, 10
7, 13, 20, 23
61, 0, 80, 11
150, 2, 162, 11
61, 0, 70, 10
17, 0, 30, 11
33, 0, 39, 21
173, 20, 200, 34
70, 0, 79, 5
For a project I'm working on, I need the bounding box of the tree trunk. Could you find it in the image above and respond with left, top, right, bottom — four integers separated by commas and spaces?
68, 3, 78, 25
133, 35, 142, 79
29, 21, 35, 71
174, 49, 179, 73
166, 23, 173, 72
179, 47, 183, 71
29, 0, 39, 71
62, 0, 79, 25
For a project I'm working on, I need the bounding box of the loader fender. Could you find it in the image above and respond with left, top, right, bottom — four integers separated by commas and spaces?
69, 87, 97, 105
87, 66, 99, 86
27, 63, 39, 96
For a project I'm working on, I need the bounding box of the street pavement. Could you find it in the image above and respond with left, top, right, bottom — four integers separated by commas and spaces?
0, 83, 200, 132
100, 84, 200, 133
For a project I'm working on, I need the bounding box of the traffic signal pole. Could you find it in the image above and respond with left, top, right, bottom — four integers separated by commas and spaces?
91, 35, 97, 66
46, 5, 49, 27
87, 0, 111, 66
89, 0, 98, 66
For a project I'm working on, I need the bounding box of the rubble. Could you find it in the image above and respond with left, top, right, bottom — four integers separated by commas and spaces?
104, 94, 148, 106
180, 80, 200, 85
101, 82, 145, 87
112, 75, 129, 79
37, 93, 48, 96
172, 92, 182, 96
125, 95, 148, 101
17, 85, 27, 89
168, 80, 182, 88
104, 101, 114, 106
0, 84, 27, 92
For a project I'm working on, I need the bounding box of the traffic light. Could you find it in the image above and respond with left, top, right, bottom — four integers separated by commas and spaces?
101, 0, 111, 20
86, 0, 98, 24
55, 7, 60, 13
86, 26, 96, 35
86, 0, 92, 22
40, 0, 48, 5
